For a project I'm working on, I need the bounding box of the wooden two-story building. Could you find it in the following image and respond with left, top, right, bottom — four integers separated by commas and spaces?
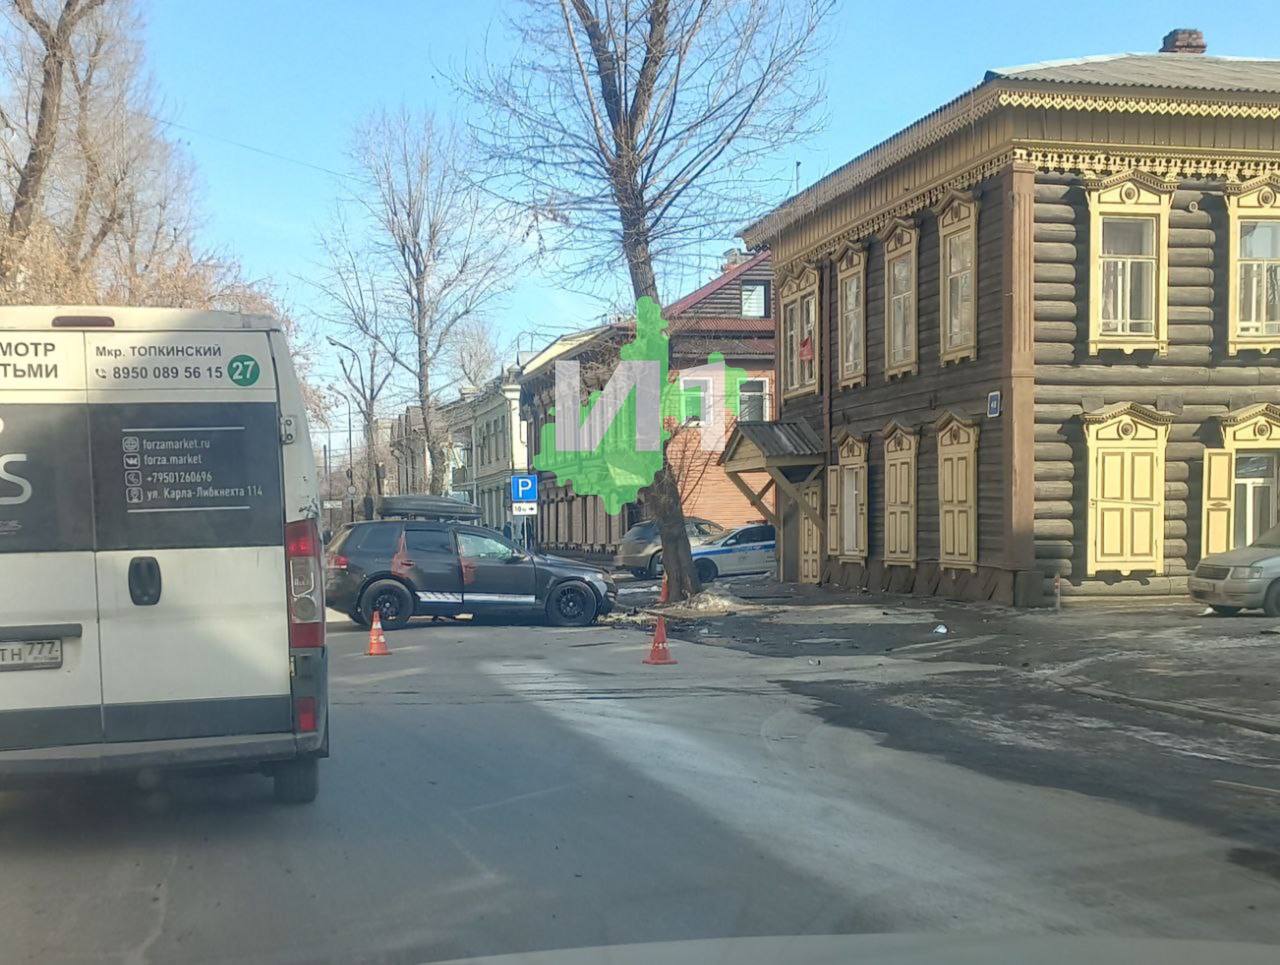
729, 30, 1280, 603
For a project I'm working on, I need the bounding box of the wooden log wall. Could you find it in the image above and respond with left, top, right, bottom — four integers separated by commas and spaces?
809, 174, 1012, 601
1032, 173, 1280, 596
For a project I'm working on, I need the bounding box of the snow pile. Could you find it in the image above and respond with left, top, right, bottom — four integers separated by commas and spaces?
676, 584, 744, 614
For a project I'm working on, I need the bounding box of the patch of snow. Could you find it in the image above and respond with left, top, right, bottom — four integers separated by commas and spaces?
618, 585, 657, 597
767, 604, 936, 626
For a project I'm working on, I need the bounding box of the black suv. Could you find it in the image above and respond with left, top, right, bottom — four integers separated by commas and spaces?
325, 520, 617, 629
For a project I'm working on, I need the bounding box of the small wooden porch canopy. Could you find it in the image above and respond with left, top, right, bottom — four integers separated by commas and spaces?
719, 420, 826, 530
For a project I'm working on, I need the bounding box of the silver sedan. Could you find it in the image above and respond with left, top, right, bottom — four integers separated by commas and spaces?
1188, 523, 1280, 615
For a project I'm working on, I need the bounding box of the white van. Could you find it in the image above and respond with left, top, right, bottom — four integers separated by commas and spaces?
0, 307, 327, 803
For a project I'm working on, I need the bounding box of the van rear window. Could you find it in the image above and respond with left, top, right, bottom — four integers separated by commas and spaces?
3, 401, 286, 554
90, 402, 284, 550
0, 403, 95, 553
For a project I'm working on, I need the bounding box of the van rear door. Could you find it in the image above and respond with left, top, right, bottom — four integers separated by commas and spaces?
0, 332, 102, 751
86, 331, 293, 742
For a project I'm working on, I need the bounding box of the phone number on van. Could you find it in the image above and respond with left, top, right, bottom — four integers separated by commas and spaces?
102, 365, 225, 381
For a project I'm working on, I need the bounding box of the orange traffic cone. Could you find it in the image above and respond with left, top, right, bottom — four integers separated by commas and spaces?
644, 575, 677, 665
367, 610, 391, 656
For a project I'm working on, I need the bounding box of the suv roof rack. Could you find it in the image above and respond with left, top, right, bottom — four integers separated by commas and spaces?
376, 495, 482, 521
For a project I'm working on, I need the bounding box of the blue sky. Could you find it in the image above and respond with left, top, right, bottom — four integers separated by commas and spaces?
142, 0, 1280, 400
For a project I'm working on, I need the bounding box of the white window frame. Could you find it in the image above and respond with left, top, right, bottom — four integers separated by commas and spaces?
836, 244, 866, 387
1099, 216, 1158, 336
738, 377, 771, 422
679, 375, 712, 426
881, 220, 918, 379
1226, 175, 1280, 356
1085, 170, 1173, 356
741, 282, 767, 318
935, 192, 978, 365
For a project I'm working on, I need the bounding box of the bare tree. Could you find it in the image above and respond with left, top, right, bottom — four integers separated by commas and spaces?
0, 0, 105, 284
448, 314, 507, 388
341, 108, 523, 494
312, 213, 402, 509
0, 0, 327, 419
465, 0, 829, 599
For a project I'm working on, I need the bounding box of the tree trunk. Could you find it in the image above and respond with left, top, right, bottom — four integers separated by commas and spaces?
427, 435, 448, 496
2, 47, 67, 284
362, 411, 378, 507
644, 465, 698, 597
616, 199, 700, 601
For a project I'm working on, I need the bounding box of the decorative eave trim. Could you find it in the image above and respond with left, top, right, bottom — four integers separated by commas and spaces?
1015, 141, 1280, 183
775, 144, 1280, 279
1080, 167, 1177, 194
995, 87, 1280, 121
1080, 401, 1175, 427
743, 80, 1280, 248
776, 149, 1014, 279
1219, 402, 1280, 427
1224, 172, 1280, 197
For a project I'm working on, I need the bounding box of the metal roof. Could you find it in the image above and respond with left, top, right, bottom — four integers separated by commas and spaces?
987, 53, 1280, 93
731, 420, 824, 459
742, 48, 1280, 247
669, 316, 774, 334
672, 336, 774, 359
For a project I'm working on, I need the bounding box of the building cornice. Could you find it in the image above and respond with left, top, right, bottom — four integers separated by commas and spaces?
746, 80, 1280, 251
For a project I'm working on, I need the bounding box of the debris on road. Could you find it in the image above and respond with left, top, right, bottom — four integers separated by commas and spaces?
933, 624, 949, 635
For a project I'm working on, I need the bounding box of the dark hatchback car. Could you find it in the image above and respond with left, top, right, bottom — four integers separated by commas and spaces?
325, 520, 617, 629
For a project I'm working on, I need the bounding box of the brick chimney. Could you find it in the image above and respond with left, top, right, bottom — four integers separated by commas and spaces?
721, 248, 746, 272
1160, 28, 1206, 54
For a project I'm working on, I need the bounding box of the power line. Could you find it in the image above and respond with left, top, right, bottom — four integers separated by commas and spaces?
153, 116, 357, 182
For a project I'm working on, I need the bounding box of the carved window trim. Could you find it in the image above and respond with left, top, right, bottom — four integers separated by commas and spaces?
881, 220, 919, 380
828, 430, 868, 562
780, 266, 820, 399
836, 244, 867, 388
1201, 403, 1280, 557
935, 412, 979, 572
1226, 175, 1280, 357
882, 421, 918, 567
934, 192, 979, 366
1082, 402, 1172, 577
1085, 170, 1174, 356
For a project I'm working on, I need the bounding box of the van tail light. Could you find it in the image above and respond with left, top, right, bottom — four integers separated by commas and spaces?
294, 697, 318, 733
285, 518, 325, 649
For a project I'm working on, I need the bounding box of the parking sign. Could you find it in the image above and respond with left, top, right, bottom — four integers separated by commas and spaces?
511, 473, 538, 503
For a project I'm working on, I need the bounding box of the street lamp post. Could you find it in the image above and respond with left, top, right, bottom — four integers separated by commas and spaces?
326, 336, 361, 522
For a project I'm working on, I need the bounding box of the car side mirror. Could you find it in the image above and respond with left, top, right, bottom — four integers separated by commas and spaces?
504, 552, 527, 563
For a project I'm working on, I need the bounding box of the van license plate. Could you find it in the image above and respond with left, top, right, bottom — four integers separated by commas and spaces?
0, 640, 63, 671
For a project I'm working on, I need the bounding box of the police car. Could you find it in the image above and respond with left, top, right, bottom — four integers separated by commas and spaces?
688, 524, 776, 583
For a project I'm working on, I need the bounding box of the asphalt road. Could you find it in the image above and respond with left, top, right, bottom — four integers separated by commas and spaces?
2, 616, 1280, 964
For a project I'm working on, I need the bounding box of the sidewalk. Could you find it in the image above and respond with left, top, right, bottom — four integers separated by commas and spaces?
610, 574, 1280, 734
